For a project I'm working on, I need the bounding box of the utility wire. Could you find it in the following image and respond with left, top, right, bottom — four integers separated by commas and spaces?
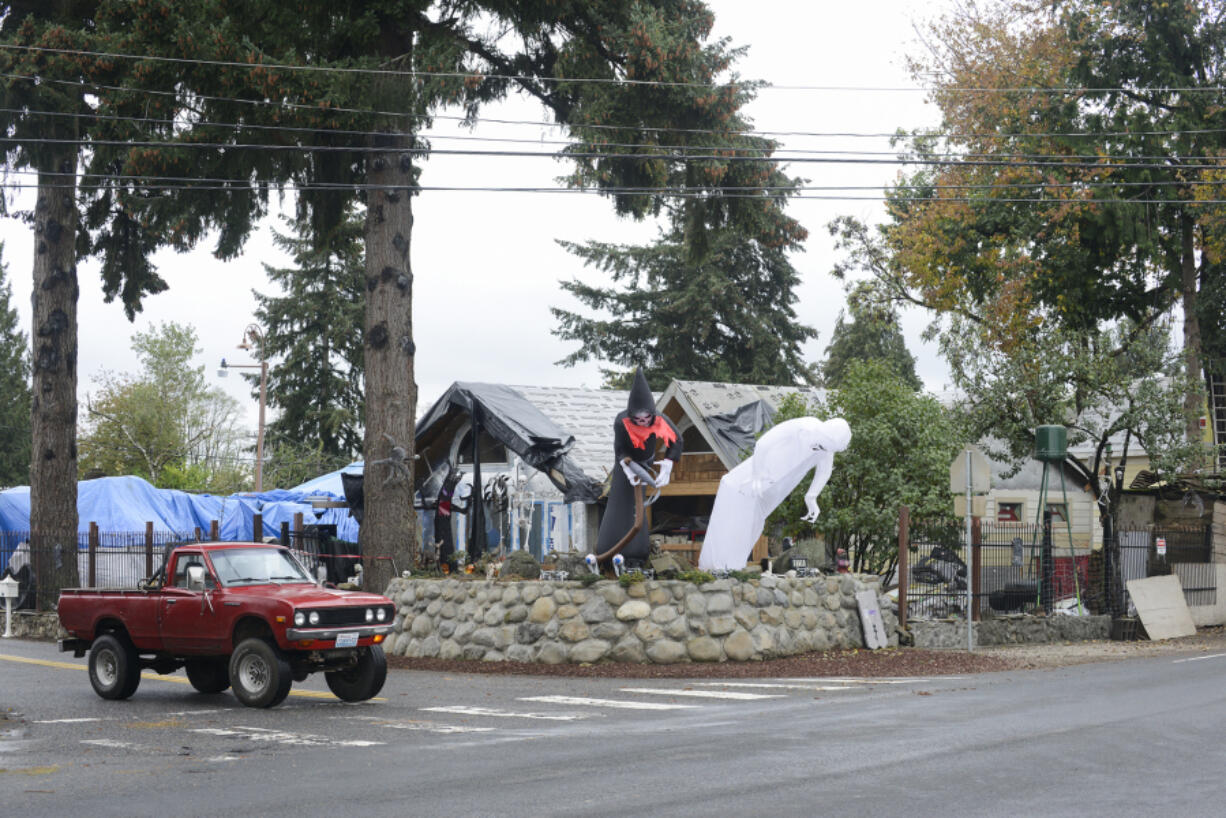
6, 167, 1226, 194
6, 69, 1226, 147
8, 108, 1226, 163
4, 179, 1225, 204
6, 42, 1226, 94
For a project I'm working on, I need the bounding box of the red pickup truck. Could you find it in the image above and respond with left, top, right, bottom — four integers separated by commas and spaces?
57, 542, 397, 708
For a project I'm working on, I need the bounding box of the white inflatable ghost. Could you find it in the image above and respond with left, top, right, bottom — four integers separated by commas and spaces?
698, 417, 852, 570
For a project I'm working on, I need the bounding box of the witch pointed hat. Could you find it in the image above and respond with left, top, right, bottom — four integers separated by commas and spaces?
626, 367, 655, 417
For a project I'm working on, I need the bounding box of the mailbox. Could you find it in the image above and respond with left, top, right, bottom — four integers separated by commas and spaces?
0, 573, 18, 600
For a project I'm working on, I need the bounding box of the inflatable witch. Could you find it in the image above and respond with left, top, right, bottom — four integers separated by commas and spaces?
698, 416, 851, 570
594, 368, 682, 568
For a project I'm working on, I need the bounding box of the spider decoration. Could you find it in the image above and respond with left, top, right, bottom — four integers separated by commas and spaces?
369, 433, 417, 486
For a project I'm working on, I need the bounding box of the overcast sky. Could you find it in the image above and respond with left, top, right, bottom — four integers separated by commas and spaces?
3, 0, 951, 441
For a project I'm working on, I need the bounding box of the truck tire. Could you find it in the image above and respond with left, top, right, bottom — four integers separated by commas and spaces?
185, 658, 231, 694
88, 633, 141, 700
229, 638, 292, 708
324, 645, 387, 702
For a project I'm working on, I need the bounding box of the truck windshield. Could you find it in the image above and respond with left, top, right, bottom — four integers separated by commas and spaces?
209, 548, 313, 587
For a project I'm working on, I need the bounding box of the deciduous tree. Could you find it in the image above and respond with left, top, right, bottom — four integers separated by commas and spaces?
766, 360, 963, 578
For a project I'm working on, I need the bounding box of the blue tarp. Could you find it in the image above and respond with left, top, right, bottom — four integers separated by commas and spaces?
0, 474, 361, 547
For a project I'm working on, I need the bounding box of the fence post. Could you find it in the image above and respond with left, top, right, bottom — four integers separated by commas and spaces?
252, 514, 263, 543
280, 521, 290, 547
897, 505, 909, 632
145, 521, 154, 579
1041, 508, 1054, 614
293, 512, 304, 546
971, 516, 982, 622
194, 526, 202, 542
88, 522, 98, 588
210, 519, 219, 541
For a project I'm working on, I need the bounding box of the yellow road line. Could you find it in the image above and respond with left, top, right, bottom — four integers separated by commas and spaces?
0, 652, 382, 700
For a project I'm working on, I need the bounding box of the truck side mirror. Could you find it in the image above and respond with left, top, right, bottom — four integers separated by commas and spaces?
186, 564, 207, 592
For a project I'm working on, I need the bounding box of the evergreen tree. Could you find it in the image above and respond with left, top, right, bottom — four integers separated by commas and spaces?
0, 246, 31, 487
551, 52, 815, 389
553, 210, 816, 389
253, 213, 365, 462
821, 283, 922, 392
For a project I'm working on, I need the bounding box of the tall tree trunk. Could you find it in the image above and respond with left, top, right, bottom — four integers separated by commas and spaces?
1180, 214, 1205, 450
29, 147, 80, 608
358, 132, 418, 595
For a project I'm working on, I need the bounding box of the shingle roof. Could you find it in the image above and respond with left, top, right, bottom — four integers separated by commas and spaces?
510, 385, 628, 481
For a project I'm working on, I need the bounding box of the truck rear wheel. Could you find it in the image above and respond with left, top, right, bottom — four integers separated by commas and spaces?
324, 645, 387, 702
185, 658, 231, 694
229, 638, 291, 708
88, 633, 141, 701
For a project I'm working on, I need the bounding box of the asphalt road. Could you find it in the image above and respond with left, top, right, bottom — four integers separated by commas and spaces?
2, 636, 1225, 817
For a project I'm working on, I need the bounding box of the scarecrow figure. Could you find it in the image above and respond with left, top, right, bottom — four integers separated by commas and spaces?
698, 416, 851, 571
593, 368, 682, 568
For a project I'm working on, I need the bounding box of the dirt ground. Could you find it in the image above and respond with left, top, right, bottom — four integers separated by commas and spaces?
384, 626, 1226, 679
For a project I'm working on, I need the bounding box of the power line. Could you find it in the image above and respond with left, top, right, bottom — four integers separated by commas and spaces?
4, 179, 1226, 204
9, 134, 1226, 173
6, 42, 1226, 95
7, 69, 1226, 147
8, 166, 1226, 194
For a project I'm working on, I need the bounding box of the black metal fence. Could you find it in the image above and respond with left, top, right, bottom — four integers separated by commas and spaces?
900, 515, 1216, 624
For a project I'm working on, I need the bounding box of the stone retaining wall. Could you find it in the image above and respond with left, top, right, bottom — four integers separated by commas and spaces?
2, 611, 63, 641
910, 614, 1111, 648
383, 573, 897, 664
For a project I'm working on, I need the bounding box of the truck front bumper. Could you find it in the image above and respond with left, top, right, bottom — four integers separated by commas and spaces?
285, 624, 395, 642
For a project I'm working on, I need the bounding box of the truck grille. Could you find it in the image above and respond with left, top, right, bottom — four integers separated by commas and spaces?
307, 606, 394, 627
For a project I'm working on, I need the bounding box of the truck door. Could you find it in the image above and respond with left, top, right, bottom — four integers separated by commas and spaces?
159, 551, 224, 653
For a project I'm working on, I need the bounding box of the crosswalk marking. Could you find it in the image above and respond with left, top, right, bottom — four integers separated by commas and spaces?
81, 739, 141, 749
520, 695, 700, 711
776, 677, 949, 685
422, 705, 590, 721
192, 726, 384, 747
346, 715, 497, 734
618, 687, 785, 701
35, 717, 104, 724
692, 682, 856, 692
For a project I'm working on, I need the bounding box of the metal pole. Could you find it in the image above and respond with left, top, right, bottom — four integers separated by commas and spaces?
256, 359, 267, 493
965, 449, 974, 651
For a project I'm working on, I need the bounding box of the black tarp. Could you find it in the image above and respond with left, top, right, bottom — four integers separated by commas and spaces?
416, 382, 603, 503
703, 399, 776, 466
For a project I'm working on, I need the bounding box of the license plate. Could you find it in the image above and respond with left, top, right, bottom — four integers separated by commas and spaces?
334, 632, 359, 648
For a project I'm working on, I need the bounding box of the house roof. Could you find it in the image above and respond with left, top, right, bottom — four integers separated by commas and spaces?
658, 381, 824, 468
509, 384, 628, 481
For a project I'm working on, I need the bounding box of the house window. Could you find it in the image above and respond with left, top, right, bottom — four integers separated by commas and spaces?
997, 501, 1023, 523
1047, 503, 1068, 523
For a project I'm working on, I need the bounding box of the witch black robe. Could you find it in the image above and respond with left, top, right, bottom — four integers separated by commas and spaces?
594, 411, 682, 566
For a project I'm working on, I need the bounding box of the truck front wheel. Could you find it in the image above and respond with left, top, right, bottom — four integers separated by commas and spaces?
88, 633, 141, 701
185, 658, 231, 694
229, 638, 291, 708
324, 645, 388, 702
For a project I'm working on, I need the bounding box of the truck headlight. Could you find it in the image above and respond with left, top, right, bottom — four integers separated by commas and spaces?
308, 611, 320, 626
365, 608, 375, 623
294, 611, 306, 627
376, 607, 387, 622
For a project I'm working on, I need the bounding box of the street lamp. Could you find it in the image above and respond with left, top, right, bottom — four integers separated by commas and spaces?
219, 324, 268, 492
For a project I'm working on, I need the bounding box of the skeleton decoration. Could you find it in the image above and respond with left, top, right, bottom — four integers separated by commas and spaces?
698, 417, 851, 571
592, 368, 682, 568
